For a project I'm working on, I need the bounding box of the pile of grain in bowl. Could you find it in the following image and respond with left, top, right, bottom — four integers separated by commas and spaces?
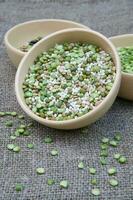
22, 42, 116, 121
117, 46, 133, 74
20, 36, 42, 52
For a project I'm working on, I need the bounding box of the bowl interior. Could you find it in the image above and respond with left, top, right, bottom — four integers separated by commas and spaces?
6, 20, 89, 51
16, 28, 120, 126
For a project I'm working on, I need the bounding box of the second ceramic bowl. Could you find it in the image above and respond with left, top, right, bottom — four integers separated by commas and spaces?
4, 19, 89, 67
110, 34, 133, 100
15, 28, 121, 129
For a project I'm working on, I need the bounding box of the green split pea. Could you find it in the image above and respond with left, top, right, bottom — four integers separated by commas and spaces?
117, 46, 133, 74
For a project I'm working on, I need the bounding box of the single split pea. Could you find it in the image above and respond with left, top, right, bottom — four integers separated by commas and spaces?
15, 183, 24, 192
36, 167, 45, 175
89, 168, 96, 175
109, 179, 118, 187
91, 188, 101, 196
60, 180, 69, 188
108, 167, 117, 175
78, 161, 84, 169
50, 149, 58, 156
47, 179, 55, 186
5, 120, 13, 127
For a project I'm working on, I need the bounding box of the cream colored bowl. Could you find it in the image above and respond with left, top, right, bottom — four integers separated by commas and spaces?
4, 19, 89, 67
15, 28, 121, 130
110, 34, 133, 100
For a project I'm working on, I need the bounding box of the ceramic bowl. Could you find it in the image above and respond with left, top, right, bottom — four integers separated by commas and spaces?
15, 28, 121, 130
4, 19, 89, 67
110, 34, 133, 100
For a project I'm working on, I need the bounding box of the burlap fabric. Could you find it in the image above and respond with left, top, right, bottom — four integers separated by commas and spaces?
0, 0, 133, 199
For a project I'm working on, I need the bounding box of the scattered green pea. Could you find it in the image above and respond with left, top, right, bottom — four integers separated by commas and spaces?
14, 130, 20, 137
18, 115, 24, 119
91, 179, 97, 185
2, 109, 128, 195
118, 156, 127, 164
91, 188, 101, 196
100, 150, 108, 157
13, 146, 21, 153
47, 179, 55, 185
109, 179, 118, 187
15, 183, 24, 192
109, 140, 118, 147
44, 137, 53, 144
114, 153, 121, 160
10, 135, 16, 140
11, 112, 17, 116
102, 137, 109, 144
60, 180, 69, 188
100, 143, 108, 150
100, 157, 107, 165
114, 133, 121, 141
0, 112, 5, 116
27, 143, 34, 149
23, 130, 31, 136
18, 128, 25, 134
89, 168, 96, 175
7, 144, 15, 150
36, 167, 45, 175
5, 112, 11, 115
7, 144, 21, 153
5, 120, 13, 127
78, 161, 84, 169
108, 167, 117, 175
50, 149, 58, 156
19, 124, 26, 129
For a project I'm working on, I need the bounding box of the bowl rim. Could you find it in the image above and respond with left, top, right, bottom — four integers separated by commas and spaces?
109, 34, 133, 77
15, 28, 121, 126
4, 18, 89, 57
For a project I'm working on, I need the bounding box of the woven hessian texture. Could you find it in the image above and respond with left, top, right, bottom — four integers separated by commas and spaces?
0, 0, 133, 199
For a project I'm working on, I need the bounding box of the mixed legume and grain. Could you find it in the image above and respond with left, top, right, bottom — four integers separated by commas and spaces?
23, 42, 116, 120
